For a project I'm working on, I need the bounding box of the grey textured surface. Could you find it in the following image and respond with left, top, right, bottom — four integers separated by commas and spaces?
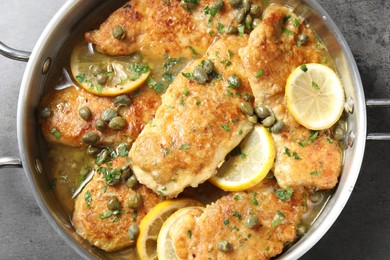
0, 0, 389, 259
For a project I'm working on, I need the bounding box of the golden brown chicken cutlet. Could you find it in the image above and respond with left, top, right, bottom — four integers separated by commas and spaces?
72, 157, 163, 252
239, 4, 342, 190
171, 179, 308, 259
129, 35, 255, 198
39, 85, 160, 147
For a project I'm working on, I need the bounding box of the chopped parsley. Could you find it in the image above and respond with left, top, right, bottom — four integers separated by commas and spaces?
75, 74, 85, 83
224, 217, 230, 225
180, 144, 191, 150
309, 131, 319, 142
256, 69, 264, 78
98, 210, 122, 221
292, 151, 301, 160
50, 128, 61, 139
310, 170, 320, 176
226, 89, 233, 97
312, 80, 320, 90
147, 77, 167, 93
84, 190, 92, 209
221, 124, 230, 131
284, 147, 291, 157
98, 167, 122, 186
187, 230, 192, 238
204, 1, 224, 17
234, 194, 243, 200
238, 25, 245, 36
275, 187, 293, 201
129, 63, 151, 81
96, 83, 103, 93
249, 192, 260, 206
232, 212, 242, 220
182, 72, 193, 79
132, 210, 138, 221
271, 210, 286, 228
228, 50, 234, 59
282, 28, 294, 35
300, 64, 308, 72
217, 23, 224, 34
188, 46, 200, 57
195, 100, 201, 105
292, 18, 300, 27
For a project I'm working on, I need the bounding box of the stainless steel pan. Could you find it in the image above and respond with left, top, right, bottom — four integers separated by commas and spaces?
0, 0, 389, 258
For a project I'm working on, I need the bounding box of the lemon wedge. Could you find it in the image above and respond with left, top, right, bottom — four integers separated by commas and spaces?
70, 43, 150, 97
157, 206, 205, 260
137, 199, 203, 260
285, 63, 345, 130
210, 125, 276, 191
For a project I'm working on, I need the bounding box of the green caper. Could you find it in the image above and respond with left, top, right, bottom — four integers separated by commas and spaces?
254, 106, 270, 119
245, 14, 253, 27
128, 224, 140, 240
244, 215, 259, 228
82, 131, 100, 145
229, 0, 242, 8
107, 196, 121, 210
90, 65, 103, 76
113, 94, 132, 107
333, 127, 345, 141
193, 67, 208, 84
236, 8, 246, 23
94, 118, 107, 132
108, 116, 127, 130
96, 74, 108, 85
226, 26, 238, 35
127, 193, 142, 209
271, 120, 284, 134
240, 101, 254, 116
203, 60, 215, 74
250, 4, 260, 16
309, 192, 321, 203
130, 52, 143, 64
79, 106, 92, 120
126, 175, 139, 189
112, 25, 126, 40
297, 34, 309, 46
217, 240, 232, 252
117, 104, 127, 117
247, 115, 258, 124
121, 165, 132, 181
252, 18, 261, 28
86, 145, 100, 156
262, 116, 276, 127
242, 0, 251, 12
101, 108, 118, 122
297, 225, 306, 236
40, 107, 52, 119
226, 74, 242, 88
180, 0, 197, 12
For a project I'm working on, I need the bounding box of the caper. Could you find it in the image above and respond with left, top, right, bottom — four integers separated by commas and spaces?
121, 165, 132, 181
240, 101, 254, 116
297, 34, 309, 46
101, 108, 118, 122
117, 104, 127, 117
126, 175, 139, 189
262, 116, 276, 127
244, 215, 259, 228
94, 118, 107, 132
127, 193, 142, 209
333, 127, 345, 141
242, 0, 251, 13
113, 94, 132, 107
245, 14, 253, 27
79, 106, 92, 120
40, 107, 52, 119
82, 131, 100, 145
180, 0, 197, 11
247, 114, 258, 124
90, 65, 103, 76
252, 18, 261, 28
86, 145, 100, 156
271, 120, 284, 134
226, 26, 238, 35
128, 224, 140, 240
193, 67, 208, 84
297, 225, 306, 236
130, 52, 143, 64
250, 4, 260, 16
309, 192, 322, 203
107, 196, 121, 211
254, 106, 270, 119
96, 74, 108, 85
108, 116, 127, 130
229, 0, 242, 8
112, 25, 126, 40
226, 74, 242, 89
236, 8, 246, 23
203, 60, 215, 74
217, 240, 232, 252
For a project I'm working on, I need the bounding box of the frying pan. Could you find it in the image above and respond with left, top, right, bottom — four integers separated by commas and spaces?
0, 0, 389, 258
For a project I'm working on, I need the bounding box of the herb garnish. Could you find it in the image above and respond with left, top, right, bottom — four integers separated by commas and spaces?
271, 210, 286, 228
275, 187, 293, 201
256, 69, 264, 78
204, 1, 224, 17
232, 212, 242, 220
312, 80, 320, 90
300, 64, 308, 72
50, 128, 61, 139
180, 144, 191, 150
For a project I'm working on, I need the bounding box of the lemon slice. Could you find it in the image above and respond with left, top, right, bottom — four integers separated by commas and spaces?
285, 63, 345, 130
157, 206, 205, 260
137, 199, 203, 260
210, 125, 276, 191
70, 43, 150, 97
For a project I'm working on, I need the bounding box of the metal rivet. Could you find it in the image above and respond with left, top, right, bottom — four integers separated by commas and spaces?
35, 158, 43, 174
42, 57, 51, 74
345, 97, 354, 114
347, 130, 355, 148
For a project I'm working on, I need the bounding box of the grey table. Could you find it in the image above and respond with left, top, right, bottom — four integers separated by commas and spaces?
0, 0, 389, 259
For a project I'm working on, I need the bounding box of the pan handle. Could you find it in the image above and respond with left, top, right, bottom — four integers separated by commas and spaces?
0, 157, 23, 168
0, 41, 30, 62
366, 99, 390, 141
